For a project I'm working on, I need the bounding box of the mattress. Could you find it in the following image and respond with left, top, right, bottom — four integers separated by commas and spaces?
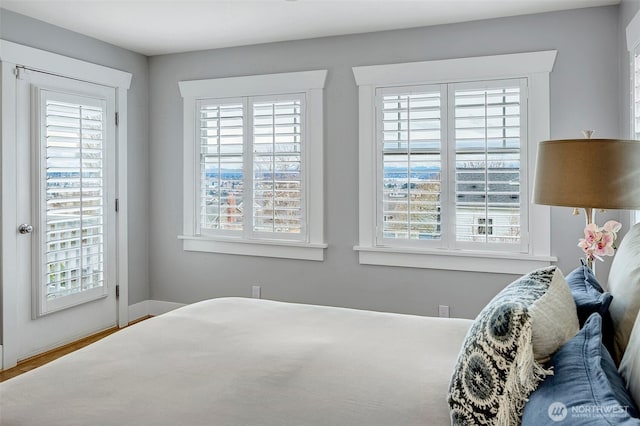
0, 297, 472, 426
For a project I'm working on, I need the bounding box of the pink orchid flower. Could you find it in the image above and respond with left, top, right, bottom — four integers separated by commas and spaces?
603, 220, 622, 239
578, 220, 621, 262
582, 223, 600, 244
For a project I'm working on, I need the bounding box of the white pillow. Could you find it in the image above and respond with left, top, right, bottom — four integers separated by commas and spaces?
529, 267, 580, 361
607, 223, 640, 364
618, 311, 640, 410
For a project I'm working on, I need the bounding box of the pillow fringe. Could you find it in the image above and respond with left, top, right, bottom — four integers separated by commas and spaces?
496, 319, 553, 425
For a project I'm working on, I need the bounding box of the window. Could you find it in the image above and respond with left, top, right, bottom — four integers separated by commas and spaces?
377, 80, 524, 250
379, 87, 443, 243
197, 96, 304, 239
179, 70, 327, 260
38, 89, 114, 316
353, 51, 557, 273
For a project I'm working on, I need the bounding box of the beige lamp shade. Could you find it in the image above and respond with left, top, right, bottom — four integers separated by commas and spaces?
533, 139, 640, 210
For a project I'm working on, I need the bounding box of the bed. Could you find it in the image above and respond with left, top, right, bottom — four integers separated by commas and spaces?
0, 298, 472, 425
2, 223, 640, 426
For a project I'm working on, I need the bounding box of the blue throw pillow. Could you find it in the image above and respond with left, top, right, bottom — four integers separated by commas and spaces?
565, 260, 612, 324
522, 313, 639, 425
565, 260, 615, 351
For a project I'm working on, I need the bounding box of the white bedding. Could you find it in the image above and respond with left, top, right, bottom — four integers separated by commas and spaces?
0, 297, 472, 426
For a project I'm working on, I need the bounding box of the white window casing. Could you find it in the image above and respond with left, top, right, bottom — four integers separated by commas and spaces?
627, 12, 640, 225
179, 70, 327, 261
352, 51, 557, 273
633, 48, 640, 225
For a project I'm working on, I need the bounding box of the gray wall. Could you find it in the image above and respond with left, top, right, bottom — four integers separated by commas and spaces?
148, 6, 623, 319
0, 9, 151, 305
1, 5, 629, 320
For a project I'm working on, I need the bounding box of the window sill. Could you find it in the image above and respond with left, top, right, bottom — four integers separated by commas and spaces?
353, 246, 556, 274
179, 235, 327, 261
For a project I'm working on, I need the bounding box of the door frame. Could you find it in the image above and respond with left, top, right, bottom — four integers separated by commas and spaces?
0, 40, 132, 369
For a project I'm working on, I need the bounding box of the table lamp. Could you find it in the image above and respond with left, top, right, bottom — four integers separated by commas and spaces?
533, 137, 640, 267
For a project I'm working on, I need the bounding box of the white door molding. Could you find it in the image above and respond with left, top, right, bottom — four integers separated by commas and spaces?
0, 39, 131, 369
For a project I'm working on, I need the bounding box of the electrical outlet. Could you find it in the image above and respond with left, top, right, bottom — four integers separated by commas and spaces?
438, 305, 450, 318
252, 285, 261, 299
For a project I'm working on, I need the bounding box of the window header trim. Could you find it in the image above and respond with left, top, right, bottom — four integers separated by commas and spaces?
352, 50, 557, 87
0, 39, 132, 89
179, 69, 327, 99
627, 9, 640, 52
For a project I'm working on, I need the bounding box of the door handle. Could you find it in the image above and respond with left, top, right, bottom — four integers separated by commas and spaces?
18, 224, 33, 234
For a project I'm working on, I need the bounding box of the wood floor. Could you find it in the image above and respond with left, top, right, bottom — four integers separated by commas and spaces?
0, 316, 151, 382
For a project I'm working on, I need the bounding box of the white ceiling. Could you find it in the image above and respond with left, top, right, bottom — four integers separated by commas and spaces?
1, 0, 620, 56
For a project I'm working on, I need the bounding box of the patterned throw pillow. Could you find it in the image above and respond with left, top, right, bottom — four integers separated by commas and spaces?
448, 266, 579, 425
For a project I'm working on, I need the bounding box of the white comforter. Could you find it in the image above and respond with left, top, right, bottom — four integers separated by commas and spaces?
1, 298, 472, 426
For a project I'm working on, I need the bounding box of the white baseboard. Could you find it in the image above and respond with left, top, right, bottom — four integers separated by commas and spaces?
149, 300, 186, 316
128, 300, 186, 322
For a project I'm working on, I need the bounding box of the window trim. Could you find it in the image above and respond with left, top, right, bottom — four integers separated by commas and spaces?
179, 70, 327, 261
633, 48, 640, 225
352, 51, 557, 274
627, 11, 640, 225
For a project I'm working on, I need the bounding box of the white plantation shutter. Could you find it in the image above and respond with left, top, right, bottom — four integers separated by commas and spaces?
375, 79, 527, 251
452, 79, 525, 248
199, 101, 244, 233
196, 95, 306, 241
252, 97, 304, 238
41, 93, 107, 305
378, 87, 443, 243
